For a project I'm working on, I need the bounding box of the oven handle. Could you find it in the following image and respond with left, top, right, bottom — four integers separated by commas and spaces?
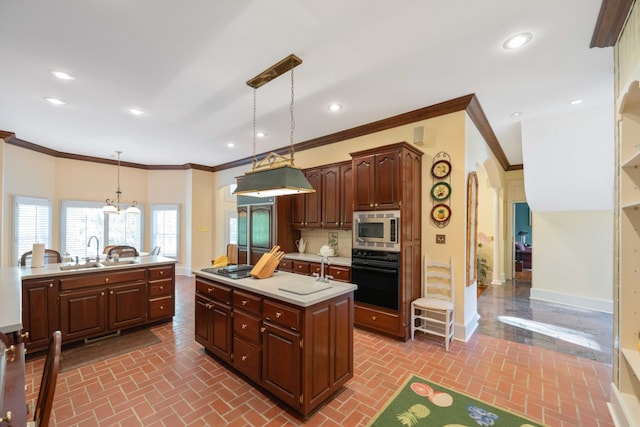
354, 217, 363, 242
352, 265, 398, 275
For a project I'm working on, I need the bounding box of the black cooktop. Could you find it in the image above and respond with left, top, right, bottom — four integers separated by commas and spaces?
201, 264, 253, 279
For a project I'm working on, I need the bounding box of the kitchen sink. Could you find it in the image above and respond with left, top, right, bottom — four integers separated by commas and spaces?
100, 259, 139, 266
59, 259, 139, 271
59, 262, 102, 271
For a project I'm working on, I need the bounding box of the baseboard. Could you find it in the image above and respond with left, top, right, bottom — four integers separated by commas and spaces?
529, 287, 613, 314
457, 312, 479, 342
608, 383, 634, 427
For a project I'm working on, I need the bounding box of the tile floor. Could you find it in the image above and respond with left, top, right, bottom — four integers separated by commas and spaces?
25, 276, 614, 426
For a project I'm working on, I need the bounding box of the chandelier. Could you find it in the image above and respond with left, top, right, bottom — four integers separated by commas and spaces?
233, 54, 316, 197
102, 151, 140, 214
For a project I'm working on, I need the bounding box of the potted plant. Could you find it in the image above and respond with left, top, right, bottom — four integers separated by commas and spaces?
477, 256, 492, 284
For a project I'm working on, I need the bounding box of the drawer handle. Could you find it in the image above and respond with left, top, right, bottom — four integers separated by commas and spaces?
241, 300, 248, 305
242, 323, 248, 329
101, 292, 105, 296
159, 306, 164, 310
208, 288, 213, 293
275, 312, 282, 318
160, 286, 164, 290
105, 278, 109, 282
49, 283, 53, 288
21, 331, 29, 341
110, 291, 114, 295
260, 327, 266, 333
0, 411, 12, 422
241, 355, 248, 361
372, 316, 377, 321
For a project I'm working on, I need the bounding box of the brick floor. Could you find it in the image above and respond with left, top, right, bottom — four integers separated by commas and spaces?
24, 275, 614, 426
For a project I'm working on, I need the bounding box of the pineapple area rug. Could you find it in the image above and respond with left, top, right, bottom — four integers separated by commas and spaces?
366, 374, 545, 427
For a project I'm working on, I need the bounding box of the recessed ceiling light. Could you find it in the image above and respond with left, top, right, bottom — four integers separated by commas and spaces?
328, 103, 343, 112
256, 131, 266, 138
503, 33, 533, 50
128, 108, 145, 116
570, 99, 583, 105
227, 142, 235, 148
510, 112, 522, 117
51, 70, 75, 81
45, 97, 66, 105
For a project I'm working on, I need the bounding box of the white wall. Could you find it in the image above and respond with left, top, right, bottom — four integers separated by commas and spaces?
530, 210, 613, 313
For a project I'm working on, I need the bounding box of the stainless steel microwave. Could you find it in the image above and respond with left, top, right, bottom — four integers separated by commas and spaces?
353, 210, 400, 252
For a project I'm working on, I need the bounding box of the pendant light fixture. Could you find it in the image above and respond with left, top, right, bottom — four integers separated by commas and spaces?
233, 54, 316, 197
102, 151, 140, 214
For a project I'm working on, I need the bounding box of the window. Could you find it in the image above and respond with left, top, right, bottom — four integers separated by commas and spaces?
60, 200, 143, 258
151, 204, 179, 259
13, 196, 52, 265
226, 210, 238, 245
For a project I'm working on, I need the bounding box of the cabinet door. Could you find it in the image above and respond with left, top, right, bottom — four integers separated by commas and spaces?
291, 193, 305, 228
237, 207, 248, 247
108, 282, 146, 330
321, 166, 340, 228
353, 154, 376, 210
60, 288, 106, 341
304, 169, 322, 228
21, 278, 58, 352
195, 294, 213, 347
210, 301, 232, 362
373, 149, 400, 209
250, 205, 272, 249
262, 322, 301, 409
340, 163, 353, 228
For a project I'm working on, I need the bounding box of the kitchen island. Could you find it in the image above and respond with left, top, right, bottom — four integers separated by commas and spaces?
193, 268, 356, 417
0, 256, 176, 352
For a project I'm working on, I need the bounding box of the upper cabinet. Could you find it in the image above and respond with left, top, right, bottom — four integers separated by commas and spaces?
352, 147, 400, 210
291, 161, 353, 229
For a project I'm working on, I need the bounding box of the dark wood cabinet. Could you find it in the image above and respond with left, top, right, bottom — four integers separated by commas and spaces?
194, 274, 354, 417
291, 161, 353, 229
59, 287, 107, 341
352, 148, 400, 210
350, 142, 422, 340
21, 278, 58, 351
22, 263, 176, 352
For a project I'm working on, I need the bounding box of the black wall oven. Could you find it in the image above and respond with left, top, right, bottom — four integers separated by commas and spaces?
351, 249, 400, 311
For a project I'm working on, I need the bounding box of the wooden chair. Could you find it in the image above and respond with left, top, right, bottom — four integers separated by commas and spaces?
410, 255, 455, 350
28, 330, 61, 427
19, 250, 62, 267
102, 245, 116, 254
107, 245, 139, 258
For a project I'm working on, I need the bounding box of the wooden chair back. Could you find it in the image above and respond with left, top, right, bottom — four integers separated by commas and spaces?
227, 244, 238, 265
107, 245, 139, 258
19, 249, 62, 267
33, 330, 61, 427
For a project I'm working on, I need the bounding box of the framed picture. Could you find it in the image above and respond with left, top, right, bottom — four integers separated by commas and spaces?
466, 172, 478, 287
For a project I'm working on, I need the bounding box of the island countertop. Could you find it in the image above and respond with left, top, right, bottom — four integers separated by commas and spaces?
0, 255, 177, 334
193, 268, 356, 307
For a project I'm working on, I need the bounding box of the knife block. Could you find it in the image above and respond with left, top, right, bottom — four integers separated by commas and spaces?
250, 253, 279, 279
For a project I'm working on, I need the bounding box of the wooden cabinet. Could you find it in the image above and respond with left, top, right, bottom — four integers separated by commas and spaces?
352, 147, 400, 210
21, 278, 58, 351
194, 274, 354, 417
350, 142, 422, 340
292, 161, 353, 229
21, 263, 176, 352
195, 279, 232, 362
278, 259, 293, 272
285, 259, 352, 283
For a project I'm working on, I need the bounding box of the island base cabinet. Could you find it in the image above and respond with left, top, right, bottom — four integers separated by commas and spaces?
21, 278, 59, 352
194, 274, 354, 417
60, 288, 107, 341
262, 323, 301, 409
194, 294, 232, 363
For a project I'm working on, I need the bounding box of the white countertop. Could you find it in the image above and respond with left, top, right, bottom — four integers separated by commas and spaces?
0, 255, 177, 334
194, 268, 356, 307
283, 252, 351, 267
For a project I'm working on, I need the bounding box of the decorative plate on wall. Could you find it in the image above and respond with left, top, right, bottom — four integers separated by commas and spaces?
431, 159, 451, 179
431, 182, 451, 201
430, 204, 451, 223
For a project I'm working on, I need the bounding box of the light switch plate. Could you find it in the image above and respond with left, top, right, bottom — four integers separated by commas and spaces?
436, 234, 446, 244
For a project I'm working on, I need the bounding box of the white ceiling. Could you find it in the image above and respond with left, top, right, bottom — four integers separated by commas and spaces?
0, 0, 613, 168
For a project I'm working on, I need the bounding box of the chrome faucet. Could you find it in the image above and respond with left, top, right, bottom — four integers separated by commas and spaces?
314, 256, 333, 283
87, 235, 100, 262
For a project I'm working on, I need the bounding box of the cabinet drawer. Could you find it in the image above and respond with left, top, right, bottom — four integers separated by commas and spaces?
233, 290, 261, 315
279, 259, 293, 272
233, 310, 261, 344
354, 305, 400, 332
328, 265, 351, 283
233, 337, 261, 383
264, 300, 301, 331
196, 280, 231, 305
293, 261, 310, 275
310, 262, 323, 276
60, 268, 145, 290
149, 265, 174, 281
149, 297, 174, 320
149, 279, 173, 298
